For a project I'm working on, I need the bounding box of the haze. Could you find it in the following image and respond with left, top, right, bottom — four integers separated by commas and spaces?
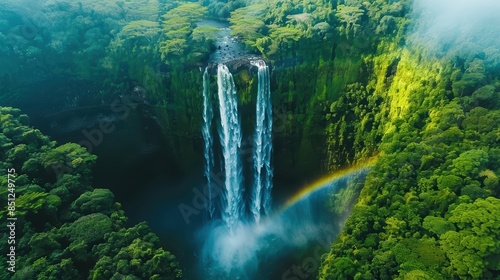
412, 0, 500, 63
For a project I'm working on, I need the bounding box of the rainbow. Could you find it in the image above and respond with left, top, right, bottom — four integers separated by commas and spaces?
281, 155, 380, 210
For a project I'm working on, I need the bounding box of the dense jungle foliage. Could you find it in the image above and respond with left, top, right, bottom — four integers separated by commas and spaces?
1, 0, 499, 279
0, 107, 182, 279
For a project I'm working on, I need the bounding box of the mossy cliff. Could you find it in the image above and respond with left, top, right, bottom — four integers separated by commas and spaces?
318, 44, 500, 278
218, 1, 499, 278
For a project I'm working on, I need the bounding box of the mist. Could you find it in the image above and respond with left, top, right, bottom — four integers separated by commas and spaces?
411, 0, 500, 64
197, 190, 340, 279
194, 170, 369, 279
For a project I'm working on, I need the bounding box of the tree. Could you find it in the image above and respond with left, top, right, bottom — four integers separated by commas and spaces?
191, 26, 218, 43
440, 197, 500, 278
331, 257, 356, 279
451, 149, 489, 178
1, 79, 182, 280
28, 232, 62, 260
229, 4, 268, 51
90, 222, 182, 279
50, 174, 90, 202
462, 107, 498, 135
335, 4, 365, 37
472, 85, 496, 106
437, 175, 463, 192
70, 188, 115, 216
424, 101, 464, 134
41, 143, 97, 180
159, 3, 209, 63
422, 216, 455, 236
117, 20, 161, 43
267, 26, 304, 54
452, 59, 486, 97
160, 38, 188, 58
65, 213, 112, 244
480, 170, 499, 194
313, 22, 334, 39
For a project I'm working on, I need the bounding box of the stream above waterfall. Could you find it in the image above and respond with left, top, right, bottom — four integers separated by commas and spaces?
196, 19, 250, 64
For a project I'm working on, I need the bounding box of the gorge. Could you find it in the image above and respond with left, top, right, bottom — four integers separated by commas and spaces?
1, 0, 500, 279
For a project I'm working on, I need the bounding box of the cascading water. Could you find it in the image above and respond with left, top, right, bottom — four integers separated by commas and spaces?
200, 61, 278, 277
216, 64, 243, 231
202, 67, 215, 218
199, 61, 371, 278
251, 60, 273, 223
204, 61, 274, 228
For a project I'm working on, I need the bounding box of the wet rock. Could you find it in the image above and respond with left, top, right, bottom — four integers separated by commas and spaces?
206, 58, 265, 76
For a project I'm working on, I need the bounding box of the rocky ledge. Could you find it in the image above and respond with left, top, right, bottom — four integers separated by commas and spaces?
206, 57, 269, 75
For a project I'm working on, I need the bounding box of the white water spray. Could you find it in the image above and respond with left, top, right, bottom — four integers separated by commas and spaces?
199, 168, 369, 279
202, 67, 215, 218
198, 61, 367, 278
203, 61, 274, 227
251, 60, 273, 223
216, 64, 243, 231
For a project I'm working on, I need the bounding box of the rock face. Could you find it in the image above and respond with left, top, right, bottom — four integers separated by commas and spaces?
206, 57, 266, 76
197, 21, 269, 76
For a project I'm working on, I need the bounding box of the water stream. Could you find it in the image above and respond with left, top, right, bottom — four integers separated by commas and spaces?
251, 60, 274, 223
216, 63, 244, 231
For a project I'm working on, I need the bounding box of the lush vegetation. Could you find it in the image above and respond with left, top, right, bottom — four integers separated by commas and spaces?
1, 0, 499, 279
0, 0, 217, 105
223, 0, 500, 278
314, 1, 500, 279
322, 52, 500, 278
0, 107, 182, 279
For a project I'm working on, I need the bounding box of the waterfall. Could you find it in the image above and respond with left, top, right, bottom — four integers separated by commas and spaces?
202, 67, 215, 218
217, 64, 243, 231
251, 60, 273, 223
201, 61, 273, 231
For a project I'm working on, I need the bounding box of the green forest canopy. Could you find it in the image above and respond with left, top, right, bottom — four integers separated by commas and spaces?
0, 107, 182, 279
0, 0, 499, 279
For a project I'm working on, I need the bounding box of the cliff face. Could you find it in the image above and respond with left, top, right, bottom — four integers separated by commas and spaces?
158, 44, 371, 177
0, 3, 471, 186
318, 44, 500, 279
136, 48, 362, 187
